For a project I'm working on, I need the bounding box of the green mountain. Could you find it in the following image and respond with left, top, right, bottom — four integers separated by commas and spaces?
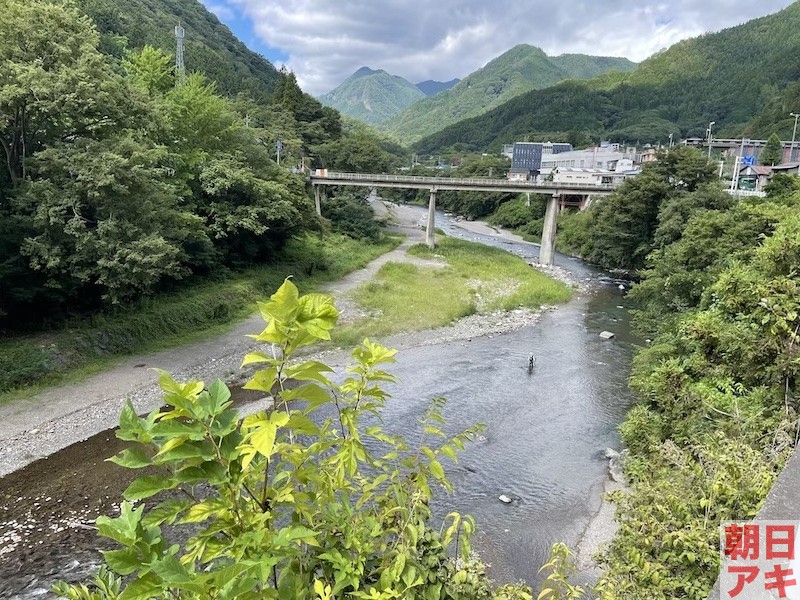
319, 67, 427, 125
413, 2, 800, 153
416, 78, 460, 96
381, 45, 636, 144
77, 0, 279, 101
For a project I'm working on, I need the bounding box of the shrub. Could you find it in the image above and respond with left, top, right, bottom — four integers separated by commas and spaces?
55, 280, 581, 599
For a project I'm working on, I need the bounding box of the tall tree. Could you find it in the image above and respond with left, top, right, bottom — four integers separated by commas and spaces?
0, 0, 126, 187
17, 134, 204, 304
760, 132, 783, 165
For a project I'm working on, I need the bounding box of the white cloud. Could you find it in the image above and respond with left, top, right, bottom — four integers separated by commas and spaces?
200, 0, 236, 22
225, 0, 794, 95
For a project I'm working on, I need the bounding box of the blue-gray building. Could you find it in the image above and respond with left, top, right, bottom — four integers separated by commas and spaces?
510, 142, 572, 178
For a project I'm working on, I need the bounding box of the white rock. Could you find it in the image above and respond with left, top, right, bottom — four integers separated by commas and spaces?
29, 428, 40, 435
618, 284, 626, 290
604, 447, 620, 459
599, 331, 615, 340
498, 494, 513, 504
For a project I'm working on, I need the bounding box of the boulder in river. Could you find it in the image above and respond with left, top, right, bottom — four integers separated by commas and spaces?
498, 494, 513, 504
599, 331, 615, 340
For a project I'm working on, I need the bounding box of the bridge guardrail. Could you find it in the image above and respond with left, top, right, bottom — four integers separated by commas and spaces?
310, 171, 617, 191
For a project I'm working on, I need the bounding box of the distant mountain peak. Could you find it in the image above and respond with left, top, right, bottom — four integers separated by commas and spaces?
415, 78, 460, 96
319, 67, 426, 125
351, 66, 378, 79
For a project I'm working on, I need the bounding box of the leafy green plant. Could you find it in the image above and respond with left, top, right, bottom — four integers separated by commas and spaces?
57, 279, 590, 599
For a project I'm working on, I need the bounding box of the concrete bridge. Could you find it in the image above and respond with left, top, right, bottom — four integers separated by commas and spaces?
309, 171, 616, 265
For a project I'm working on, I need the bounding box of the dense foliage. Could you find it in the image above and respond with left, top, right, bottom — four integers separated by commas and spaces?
322, 191, 382, 241
486, 195, 548, 241
382, 45, 635, 145
319, 67, 426, 125
0, 0, 403, 330
557, 147, 720, 271
413, 3, 800, 153
56, 279, 583, 599
589, 159, 800, 597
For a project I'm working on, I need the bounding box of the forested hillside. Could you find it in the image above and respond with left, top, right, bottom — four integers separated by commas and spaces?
319, 67, 426, 124
414, 2, 800, 153
78, 0, 279, 101
382, 44, 635, 145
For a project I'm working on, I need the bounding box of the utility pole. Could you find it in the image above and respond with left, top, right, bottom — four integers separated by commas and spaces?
790, 112, 800, 162
174, 23, 185, 84
706, 121, 715, 160
275, 139, 283, 165
669, 133, 674, 148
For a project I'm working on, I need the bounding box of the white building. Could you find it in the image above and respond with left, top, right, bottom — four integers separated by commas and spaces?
549, 164, 641, 187
540, 148, 633, 171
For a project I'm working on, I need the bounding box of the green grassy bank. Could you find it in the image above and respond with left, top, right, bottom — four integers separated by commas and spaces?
0, 234, 401, 400
333, 236, 572, 347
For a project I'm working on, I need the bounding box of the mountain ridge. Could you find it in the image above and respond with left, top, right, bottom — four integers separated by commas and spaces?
380, 44, 636, 144
416, 78, 460, 96
411, 2, 800, 153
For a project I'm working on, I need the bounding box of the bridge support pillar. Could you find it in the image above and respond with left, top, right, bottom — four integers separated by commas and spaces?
314, 186, 322, 216
426, 188, 437, 248
539, 193, 559, 266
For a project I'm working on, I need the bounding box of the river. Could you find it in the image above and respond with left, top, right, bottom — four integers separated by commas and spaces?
0, 214, 639, 597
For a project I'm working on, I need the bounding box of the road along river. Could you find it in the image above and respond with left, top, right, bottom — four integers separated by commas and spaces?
0, 209, 639, 597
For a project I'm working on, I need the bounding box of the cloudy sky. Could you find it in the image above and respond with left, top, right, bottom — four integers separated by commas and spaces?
201, 0, 794, 96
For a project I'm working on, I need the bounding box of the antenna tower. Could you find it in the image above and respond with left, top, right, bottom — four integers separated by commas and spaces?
175, 23, 185, 82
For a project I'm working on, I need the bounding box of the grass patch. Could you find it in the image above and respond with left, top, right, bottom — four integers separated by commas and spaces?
332, 236, 572, 346
0, 233, 402, 400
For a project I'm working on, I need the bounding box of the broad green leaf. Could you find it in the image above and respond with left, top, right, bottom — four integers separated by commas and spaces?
260, 278, 300, 322
284, 360, 334, 384
282, 383, 332, 406
429, 459, 445, 480
96, 502, 143, 546
142, 499, 190, 527
149, 554, 194, 585
243, 366, 278, 393
102, 548, 141, 575
108, 447, 151, 469
117, 573, 163, 600
207, 379, 231, 406
180, 498, 227, 524
251, 423, 277, 457
241, 351, 273, 367
123, 475, 177, 501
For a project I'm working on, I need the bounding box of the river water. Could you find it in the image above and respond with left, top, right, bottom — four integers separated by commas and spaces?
0, 215, 639, 597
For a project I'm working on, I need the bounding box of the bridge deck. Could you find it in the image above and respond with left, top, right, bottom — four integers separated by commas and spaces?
309, 171, 616, 195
